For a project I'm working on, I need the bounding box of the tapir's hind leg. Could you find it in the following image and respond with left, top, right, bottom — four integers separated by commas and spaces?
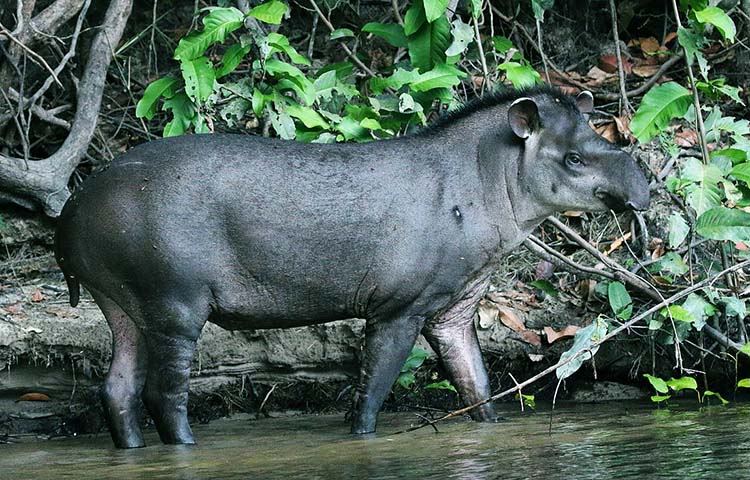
141, 301, 207, 445
351, 314, 425, 434
89, 288, 148, 449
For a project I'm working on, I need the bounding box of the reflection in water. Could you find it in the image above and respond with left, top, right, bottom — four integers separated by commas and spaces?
1, 403, 750, 479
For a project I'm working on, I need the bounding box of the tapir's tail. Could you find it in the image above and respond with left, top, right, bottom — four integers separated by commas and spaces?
54, 218, 80, 307
63, 272, 80, 307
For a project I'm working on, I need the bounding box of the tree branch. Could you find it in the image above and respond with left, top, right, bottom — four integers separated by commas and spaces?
0, 0, 134, 216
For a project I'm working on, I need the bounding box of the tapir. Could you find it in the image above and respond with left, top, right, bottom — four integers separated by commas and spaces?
55, 85, 650, 448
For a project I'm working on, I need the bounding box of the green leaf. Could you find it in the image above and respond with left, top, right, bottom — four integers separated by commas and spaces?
136, 77, 179, 119
445, 19, 474, 56
174, 7, 245, 61
694, 6, 736, 42
556, 317, 608, 380
409, 63, 466, 92
469, 0, 482, 18
660, 305, 696, 323
681, 157, 724, 216
408, 15, 451, 72
681, 293, 715, 330
531, 0, 555, 21
216, 44, 252, 78
180, 57, 216, 103
667, 376, 698, 391
249, 0, 289, 25
712, 149, 747, 165
653, 252, 689, 276
530, 280, 557, 297
738, 378, 750, 388
696, 207, 750, 242
219, 97, 251, 127
492, 36, 514, 54
362, 22, 408, 48
498, 61, 541, 88
651, 394, 671, 403
264, 32, 311, 66
630, 82, 692, 143
397, 372, 416, 389
730, 162, 750, 187
722, 296, 747, 319
425, 379, 458, 393
162, 92, 195, 137
667, 212, 690, 249
401, 348, 430, 372
330, 28, 355, 40
644, 374, 669, 394
404, 1, 426, 36
740, 342, 750, 357
703, 390, 729, 405
268, 106, 296, 139
336, 115, 369, 141
287, 104, 329, 129
423, 0, 449, 23
677, 26, 708, 77
608, 282, 633, 321
360, 118, 384, 131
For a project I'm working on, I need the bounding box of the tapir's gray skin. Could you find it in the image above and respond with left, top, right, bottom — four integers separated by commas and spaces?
55, 86, 650, 448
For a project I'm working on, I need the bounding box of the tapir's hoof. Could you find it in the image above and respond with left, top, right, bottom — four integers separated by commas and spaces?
159, 432, 196, 446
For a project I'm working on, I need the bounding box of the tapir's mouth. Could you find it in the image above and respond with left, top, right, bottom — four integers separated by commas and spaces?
595, 188, 628, 212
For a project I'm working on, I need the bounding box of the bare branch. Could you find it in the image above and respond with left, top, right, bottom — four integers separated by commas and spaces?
0, 0, 134, 216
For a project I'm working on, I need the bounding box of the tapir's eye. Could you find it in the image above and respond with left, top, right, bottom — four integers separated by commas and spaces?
565, 152, 584, 168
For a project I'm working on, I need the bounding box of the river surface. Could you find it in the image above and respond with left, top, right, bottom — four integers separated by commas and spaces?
1, 402, 749, 479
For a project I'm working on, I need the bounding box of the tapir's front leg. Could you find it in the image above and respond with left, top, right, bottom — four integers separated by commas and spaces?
423, 317, 498, 422
422, 277, 499, 422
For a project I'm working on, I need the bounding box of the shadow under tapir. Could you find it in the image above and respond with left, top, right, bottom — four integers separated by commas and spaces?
54, 85, 650, 448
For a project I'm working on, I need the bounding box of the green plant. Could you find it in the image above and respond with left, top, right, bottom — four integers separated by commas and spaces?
644, 373, 728, 405
136, 1, 541, 142
398, 347, 430, 389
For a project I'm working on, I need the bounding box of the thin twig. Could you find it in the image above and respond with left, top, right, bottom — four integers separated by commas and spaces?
392, 0, 404, 26
307, 0, 378, 78
670, 0, 710, 165
0, 22, 62, 87
473, 15, 490, 91
608, 0, 633, 113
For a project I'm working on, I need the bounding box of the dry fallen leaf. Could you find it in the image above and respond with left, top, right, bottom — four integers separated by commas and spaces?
664, 32, 678, 44
16, 393, 50, 402
639, 37, 661, 55
614, 115, 633, 142
30, 290, 45, 302
519, 330, 542, 347
633, 64, 660, 78
528, 353, 544, 362
675, 129, 698, 147
606, 232, 632, 255
498, 306, 525, 333
477, 301, 499, 329
563, 210, 585, 217
736, 241, 748, 251
594, 121, 618, 143
598, 55, 632, 74
544, 325, 581, 344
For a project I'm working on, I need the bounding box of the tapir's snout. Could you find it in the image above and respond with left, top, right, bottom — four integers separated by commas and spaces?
596, 153, 651, 212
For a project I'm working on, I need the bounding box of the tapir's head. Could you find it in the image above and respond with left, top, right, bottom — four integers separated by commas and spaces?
508, 90, 650, 214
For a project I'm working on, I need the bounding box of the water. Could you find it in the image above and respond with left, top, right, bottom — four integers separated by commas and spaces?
2, 402, 749, 479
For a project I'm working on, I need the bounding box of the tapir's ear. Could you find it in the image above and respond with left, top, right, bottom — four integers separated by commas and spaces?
576, 91, 595, 114
508, 97, 539, 139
